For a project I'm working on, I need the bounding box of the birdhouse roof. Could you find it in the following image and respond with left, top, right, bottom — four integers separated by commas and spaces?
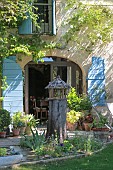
45, 76, 70, 89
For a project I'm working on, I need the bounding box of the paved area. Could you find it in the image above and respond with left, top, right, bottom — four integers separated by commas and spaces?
0, 129, 110, 147
0, 136, 22, 147
0, 126, 47, 147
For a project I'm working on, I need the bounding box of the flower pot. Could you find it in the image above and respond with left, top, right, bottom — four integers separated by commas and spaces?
66, 122, 77, 131
0, 131, 6, 138
83, 122, 92, 131
92, 128, 109, 132
13, 128, 20, 136
20, 127, 26, 135
25, 126, 31, 135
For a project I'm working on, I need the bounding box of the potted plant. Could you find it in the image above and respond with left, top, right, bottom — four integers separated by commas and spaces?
19, 113, 27, 135
0, 109, 11, 138
82, 111, 94, 131
67, 87, 93, 131
25, 114, 38, 135
80, 94, 92, 111
12, 111, 26, 136
67, 88, 92, 112
66, 110, 83, 131
92, 114, 109, 131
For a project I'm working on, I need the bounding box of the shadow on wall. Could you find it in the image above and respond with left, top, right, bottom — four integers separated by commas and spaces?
87, 57, 106, 106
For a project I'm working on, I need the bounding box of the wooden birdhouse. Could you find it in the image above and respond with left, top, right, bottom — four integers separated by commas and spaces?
45, 75, 70, 99
45, 76, 70, 143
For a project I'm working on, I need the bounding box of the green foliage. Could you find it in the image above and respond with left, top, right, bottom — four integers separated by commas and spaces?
0, 0, 52, 61
21, 132, 103, 158
93, 113, 108, 128
63, 0, 113, 51
67, 88, 93, 127
22, 128, 46, 151
14, 143, 113, 170
67, 110, 83, 124
0, 0, 56, 95
12, 112, 38, 129
0, 109, 11, 131
12, 111, 26, 128
25, 114, 39, 128
71, 136, 103, 153
1, 76, 8, 90
80, 94, 92, 111
67, 87, 92, 111
61, 140, 73, 152
67, 88, 81, 111
0, 148, 7, 156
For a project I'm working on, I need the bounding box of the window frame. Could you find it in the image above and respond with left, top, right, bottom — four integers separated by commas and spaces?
33, 0, 53, 34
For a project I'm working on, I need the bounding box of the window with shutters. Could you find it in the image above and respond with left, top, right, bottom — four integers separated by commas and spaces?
33, 0, 53, 34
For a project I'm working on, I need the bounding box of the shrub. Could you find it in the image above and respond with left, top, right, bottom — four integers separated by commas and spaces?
0, 148, 7, 156
67, 88, 81, 111
67, 87, 92, 111
25, 114, 39, 128
21, 128, 46, 151
0, 109, 11, 131
12, 111, 24, 128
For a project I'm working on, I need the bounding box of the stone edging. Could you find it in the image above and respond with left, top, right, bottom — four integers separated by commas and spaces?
0, 154, 23, 168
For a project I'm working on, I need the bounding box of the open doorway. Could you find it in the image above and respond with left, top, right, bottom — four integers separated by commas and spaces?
29, 64, 50, 99
24, 57, 83, 114
28, 64, 50, 115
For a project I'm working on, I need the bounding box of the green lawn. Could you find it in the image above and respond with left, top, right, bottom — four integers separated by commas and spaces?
5, 143, 113, 170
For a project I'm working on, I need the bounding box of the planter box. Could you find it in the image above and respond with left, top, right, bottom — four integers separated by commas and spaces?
92, 128, 109, 132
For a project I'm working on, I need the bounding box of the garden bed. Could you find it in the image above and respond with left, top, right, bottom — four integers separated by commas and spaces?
0, 129, 113, 168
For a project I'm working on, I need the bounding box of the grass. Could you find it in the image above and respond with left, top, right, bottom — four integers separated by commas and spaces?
4, 143, 113, 170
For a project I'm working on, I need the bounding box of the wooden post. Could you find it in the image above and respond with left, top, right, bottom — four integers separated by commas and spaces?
47, 99, 67, 143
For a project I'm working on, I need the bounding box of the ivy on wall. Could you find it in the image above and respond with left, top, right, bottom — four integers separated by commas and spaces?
62, 0, 113, 51
0, 0, 52, 101
0, 0, 54, 62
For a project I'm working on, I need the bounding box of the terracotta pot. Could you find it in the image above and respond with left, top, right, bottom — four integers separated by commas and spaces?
0, 131, 6, 138
66, 122, 77, 131
25, 126, 31, 135
13, 128, 20, 136
83, 122, 92, 131
20, 127, 26, 135
92, 128, 109, 131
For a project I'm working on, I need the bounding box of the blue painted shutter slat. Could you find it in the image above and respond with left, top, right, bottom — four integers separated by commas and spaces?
2, 57, 23, 115
52, 0, 56, 35
87, 57, 105, 106
18, 14, 32, 34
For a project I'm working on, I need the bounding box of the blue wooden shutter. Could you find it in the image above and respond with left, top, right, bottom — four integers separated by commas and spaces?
2, 56, 23, 115
52, 0, 56, 35
18, 14, 32, 34
87, 57, 106, 106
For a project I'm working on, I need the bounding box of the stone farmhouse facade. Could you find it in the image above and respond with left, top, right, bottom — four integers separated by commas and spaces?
1, 0, 113, 121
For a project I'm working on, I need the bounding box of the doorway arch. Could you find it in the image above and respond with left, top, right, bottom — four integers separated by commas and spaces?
24, 56, 83, 114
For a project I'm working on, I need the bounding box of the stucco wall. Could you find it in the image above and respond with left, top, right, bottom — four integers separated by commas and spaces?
17, 0, 113, 101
